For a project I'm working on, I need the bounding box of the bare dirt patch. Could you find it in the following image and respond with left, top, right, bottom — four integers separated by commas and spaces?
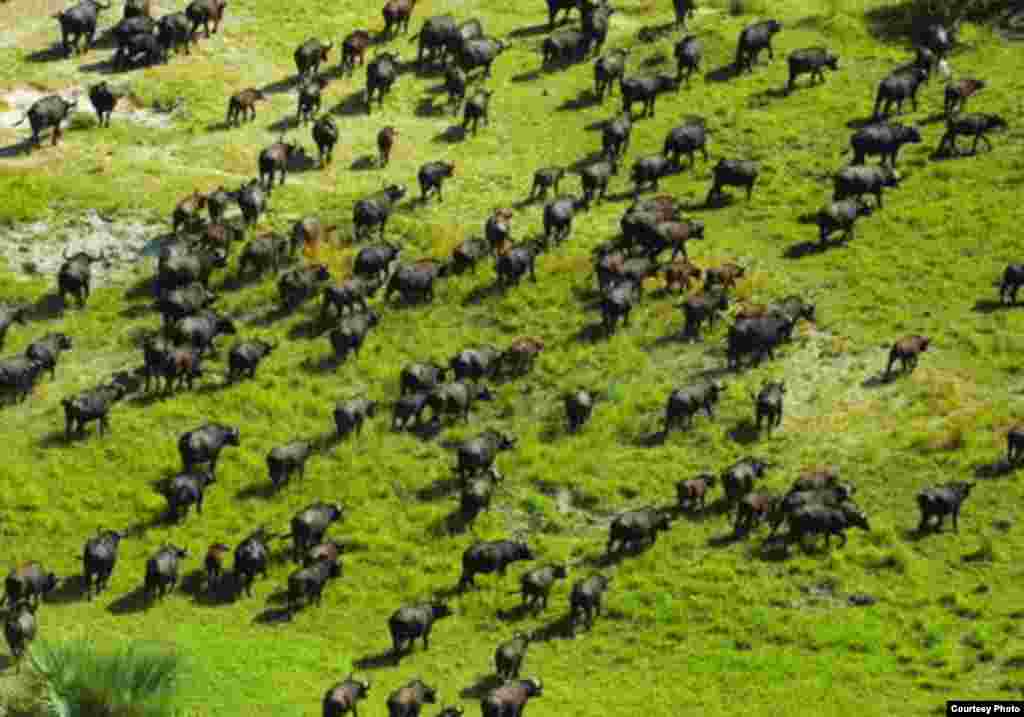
0, 84, 183, 131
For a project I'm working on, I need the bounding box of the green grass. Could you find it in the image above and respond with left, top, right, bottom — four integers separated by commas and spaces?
1, 0, 1024, 714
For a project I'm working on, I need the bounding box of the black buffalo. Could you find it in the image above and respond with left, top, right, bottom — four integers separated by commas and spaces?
233, 528, 273, 598
495, 632, 535, 681
511, 564, 568, 612
721, 456, 770, 506
786, 503, 869, 552
54, 0, 111, 56
387, 261, 449, 304
334, 398, 378, 437
169, 310, 236, 357
569, 575, 611, 632
607, 507, 673, 553
459, 540, 534, 590
143, 544, 187, 600
482, 679, 543, 717
594, 48, 629, 100
279, 263, 331, 310
366, 52, 402, 113
323, 677, 371, 717
267, 441, 313, 489
4, 563, 59, 608
602, 113, 632, 163
26, 332, 73, 379
833, 165, 899, 208
4, 602, 37, 667
735, 19, 782, 74
937, 113, 1007, 156
354, 186, 407, 241
564, 389, 594, 433
815, 199, 872, 244
663, 120, 707, 168
387, 680, 437, 717
81, 529, 124, 598
389, 602, 453, 655
620, 74, 676, 118
290, 502, 344, 562
0, 357, 46, 404
873, 68, 928, 118
707, 159, 759, 203
665, 379, 722, 433
458, 37, 506, 78
917, 481, 974, 533
674, 35, 702, 85
429, 381, 494, 424
178, 423, 240, 476
160, 471, 216, 522
462, 89, 493, 135
456, 429, 515, 479
847, 122, 921, 166
329, 311, 380, 361
753, 380, 785, 431
61, 381, 127, 438
786, 47, 838, 92
226, 339, 275, 382
287, 558, 340, 611
727, 315, 793, 370
400, 362, 447, 395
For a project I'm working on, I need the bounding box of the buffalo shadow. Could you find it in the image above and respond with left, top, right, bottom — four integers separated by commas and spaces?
350, 155, 378, 171
974, 458, 1016, 480
124, 273, 160, 300
414, 97, 448, 117
43, 574, 88, 605
427, 508, 477, 537
330, 90, 369, 117
461, 280, 506, 306
300, 353, 344, 373
783, 239, 842, 259
259, 75, 302, 96
557, 89, 600, 112
508, 22, 551, 39
106, 586, 151, 615
37, 427, 97, 448
640, 52, 669, 69
354, 650, 401, 670
287, 316, 331, 341
0, 655, 14, 672
26, 43, 69, 63
267, 113, 301, 133
460, 675, 504, 700
180, 568, 235, 606
510, 69, 543, 83
583, 118, 607, 132
747, 87, 791, 108
496, 602, 535, 623
705, 64, 738, 83
707, 529, 745, 548
845, 116, 882, 130
204, 120, 232, 132
919, 111, 949, 126
415, 476, 461, 501
728, 418, 761, 445
861, 370, 896, 388
530, 613, 576, 641
77, 58, 121, 75
235, 481, 279, 501
636, 22, 677, 43
0, 139, 36, 158
432, 125, 466, 143
972, 298, 1013, 314
253, 607, 294, 625
26, 292, 67, 321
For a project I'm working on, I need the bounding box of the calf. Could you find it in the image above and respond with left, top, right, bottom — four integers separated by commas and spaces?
917, 481, 973, 533
786, 47, 838, 92
323, 678, 371, 717
752, 380, 785, 430
705, 261, 748, 289
663, 120, 707, 168
233, 528, 272, 598
569, 575, 611, 632
735, 19, 782, 74
290, 502, 344, 562
354, 185, 407, 241
377, 126, 398, 167
143, 544, 188, 600
161, 471, 216, 522
937, 113, 1007, 156
4, 602, 36, 668
620, 74, 676, 118
329, 311, 381, 360
387, 680, 437, 717
787, 503, 869, 552
178, 422, 240, 477
287, 558, 340, 611
418, 161, 456, 202
227, 89, 266, 126
594, 48, 629, 101
57, 250, 103, 308
482, 679, 543, 717
26, 332, 73, 380
500, 337, 544, 377
486, 208, 515, 250
664, 259, 702, 293
848, 122, 922, 166
529, 167, 565, 200
676, 473, 716, 511
734, 492, 782, 535
885, 334, 930, 378
259, 141, 308, 192
944, 77, 985, 117
459, 540, 534, 590
389, 602, 453, 655
680, 289, 728, 339
873, 68, 928, 118
4, 563, 59, 608
456, 429, 516, 479
564, 389, 594, 433
383, 0, 417, 36
721, 456, 769, 507
816, 199, 872, 244
707, 159, 759, 203
495, 632, 535, 681
607, 507, 673, 553
227, 339, 275, 382
462, 89, 493, 134
186, 0, 226, 37
512, 564, 567, 612
267, 441, 313, 489
334, 398, 378, 437
674, 35, 702, 85
82, 529, 124, 598
833, 165, 899, 208
665, 380, 722, 432
341, 30, 371, 75
204, 542, 231, 592
61, 381, 127, 438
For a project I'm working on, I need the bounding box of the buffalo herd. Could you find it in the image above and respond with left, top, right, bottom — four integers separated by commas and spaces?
0, 0, 1015, 713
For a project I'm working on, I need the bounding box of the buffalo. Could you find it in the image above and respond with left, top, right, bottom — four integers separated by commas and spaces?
786, 47, 837, 91
463, 89, 493, 135
387, 680, 437, 717
259, 140, 309, 192
786, 503, 869, 552
290, 502, 344, 562
354, 186, 407, 241
721, 456, 770, 507
707, 159, 759, 203
279, 264, 331, 310
313, 116, 339, 166
226, 339, 275, 382
418, 161, 456, 202
267, 441, 313, 489
0, 357, 46, 405
4, 563, 59, 608
495, 632, 535, 681
4, 602, 37, 668
334, 398, 378, 437
753, 380, 785, 431
329, 311, 380, 361
456, 429, 515, 479
160, 471, 216, 522
459, 540, 534, 590
873, 68, 928, 118
322, 278, 383, 320
944, 77, 985, 117
735, 19, 782, 74
482, 679, 542, 717
674, 35, 702, 85
676, 473, 716, 511
885, 335, 930, 378
227, 88, 266, 126
999, 265, 1024, 305
727, 315, 793, 370
185, 0, 226, 37
178, 423, 239, 477
233, 528, 272, 598
389, 602, 453, 655
564, 389, 594, 433
54, 0, 111, 56
917, 481, 974, 533
847, 122, 921, 166
366, 52, 401, 113
594, 48, 629, 100
169, 310, 236, 357
833, 165, 899, 208
400, 362, 447, 395
607, 507, 673, 553
569, 575, 611, 632
26, 333, 73, 380
663, 120, 707, 168
620, 74, 675, 118
324, 677, 371, 717
143, 544, 187, 600
815, 199, 873, 244
88, 81, 125, 127
511, 564, 567, 612
458, 37, 506, 78
295, 38, 333, 79
937, 113, 1007, 156
354, 242, 401, 281
61, 381, 127, 438
81, 529, 124, 598
287, 558, 340, 611
14, 95, 78, 151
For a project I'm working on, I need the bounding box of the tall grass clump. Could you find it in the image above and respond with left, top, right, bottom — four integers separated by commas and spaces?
27, 639, 186, 717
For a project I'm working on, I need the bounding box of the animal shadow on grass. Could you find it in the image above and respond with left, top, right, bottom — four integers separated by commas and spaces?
496, 602, 534, 623
331, 91, 369, 117
288, 316, 330, 340
974, 458, 1016, 479
180, 569, 234, 606
705, 64, 737, 83
511, 69, 543, 83
0, 655, 14, 672
235, 481, 278, 501
920, 111, 948, 126
460, 676, 504, 700
972, 299, 1012, 314
253, 607, 293, 625
205, 120, 232, 132
249, 305, 293, 327
755, 534, 791, 561
573, 321, 608, 344
707, 530, 744, 548
433, 125, 466, 143
567, 149, 609, 174
428, 508, 476, 537
462, 280, 505, 306
508, 22, 550, 39
783, 240, 835, 259
77, 59, 119, 75
301, 353, 344, 373
415, 98, 447, 117
557, 90, 600, 112
26, 292, 67, 321
637, 22, 676, 43
38, 429, 86, 449
728, 419, 761, 445
354, 650, 401, 670
259, 75, 301, 96
861, 371, 895, 388
640, 52, 668, 69
350, 155, 378, 171
106, 586, 150, 615
531, 613, 576, 642
0, 139, 36, 158
26, 44, 68, 63
44, 574, 87, 605
415, 476, 461, 501
747, 87, 790, 107
267, 114, 300, 133
845, 116, 880, 130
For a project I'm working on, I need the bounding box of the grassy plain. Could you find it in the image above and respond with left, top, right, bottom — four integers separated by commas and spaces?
1, 0, 1024, 714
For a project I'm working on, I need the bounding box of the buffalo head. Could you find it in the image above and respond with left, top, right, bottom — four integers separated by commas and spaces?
223, 426, 240, 446
384, 184, 407, 202
523, 678, 543, 696
431, 602, 453, 619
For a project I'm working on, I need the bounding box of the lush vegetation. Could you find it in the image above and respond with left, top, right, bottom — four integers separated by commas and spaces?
1, 0, 1023, 714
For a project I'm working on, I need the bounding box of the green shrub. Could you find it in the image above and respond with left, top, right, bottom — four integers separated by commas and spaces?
28, 639, 186, 717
